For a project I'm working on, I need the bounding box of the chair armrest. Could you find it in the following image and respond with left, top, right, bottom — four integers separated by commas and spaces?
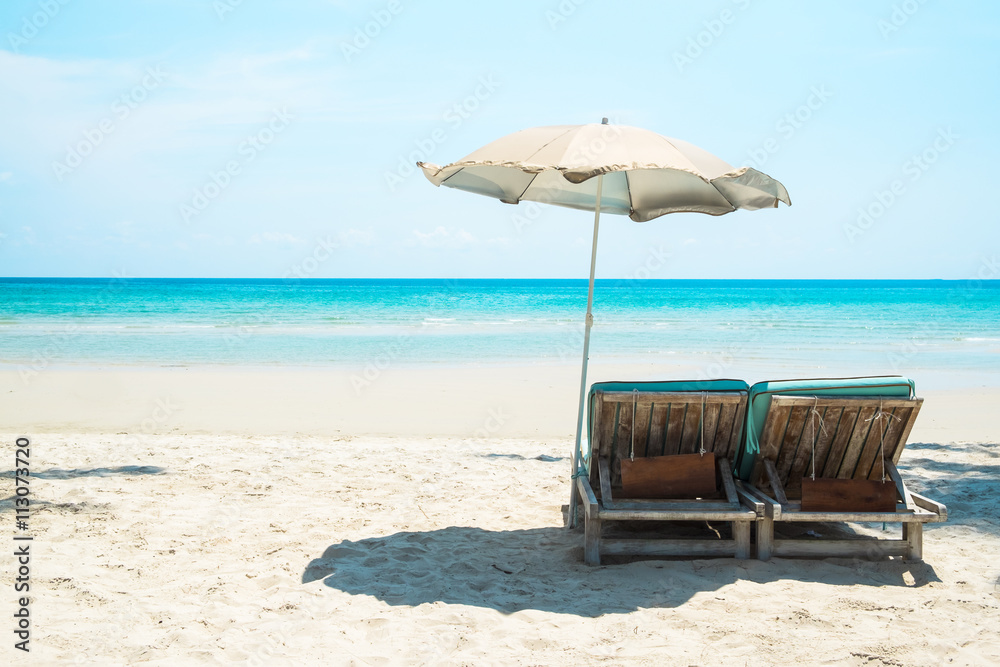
910, 492, 947, 519
763, 459, 789, 505
741, 482, 783, 520
733, 480, 764, 517
576, 473, 600, 519
718, 457, 739, 504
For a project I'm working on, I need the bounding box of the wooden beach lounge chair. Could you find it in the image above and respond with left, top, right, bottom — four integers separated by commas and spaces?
576, 380, 761, 565
735, 376, 947, 561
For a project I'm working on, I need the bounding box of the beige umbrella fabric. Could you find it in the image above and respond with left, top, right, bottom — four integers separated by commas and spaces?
417, 120, 790, 527
418, 122, 790, 220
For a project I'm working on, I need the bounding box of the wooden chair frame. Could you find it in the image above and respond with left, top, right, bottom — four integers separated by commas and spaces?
736, 395, 947, 560
577, 390, 762, 565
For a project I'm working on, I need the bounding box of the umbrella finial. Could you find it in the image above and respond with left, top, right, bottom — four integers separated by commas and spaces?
601, 117, 608, 125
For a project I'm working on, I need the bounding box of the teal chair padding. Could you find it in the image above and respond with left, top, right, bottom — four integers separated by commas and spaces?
735, 376, 916, 481
585, 379, 749, 473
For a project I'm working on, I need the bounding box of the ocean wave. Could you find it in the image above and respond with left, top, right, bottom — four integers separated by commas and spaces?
1, 280, 998, 370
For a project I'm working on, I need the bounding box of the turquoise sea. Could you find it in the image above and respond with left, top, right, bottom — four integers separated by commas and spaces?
1, 278, 998, 380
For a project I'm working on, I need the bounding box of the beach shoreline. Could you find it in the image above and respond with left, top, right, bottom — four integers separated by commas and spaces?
4, 362, 1000, 440
5, 362, 999, 664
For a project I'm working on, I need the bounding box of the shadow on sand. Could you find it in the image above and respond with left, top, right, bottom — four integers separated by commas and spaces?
302, 438, 1000, 615
304, 524, 941, 616
901, 442, 1000, 536
0, 465, 166, 479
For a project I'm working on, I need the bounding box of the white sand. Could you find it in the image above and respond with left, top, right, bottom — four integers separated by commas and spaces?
4, 363, 1000, 440
3, 364, 999, 665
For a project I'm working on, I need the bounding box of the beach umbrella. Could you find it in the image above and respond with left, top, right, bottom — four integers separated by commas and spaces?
417, 119, 790, 527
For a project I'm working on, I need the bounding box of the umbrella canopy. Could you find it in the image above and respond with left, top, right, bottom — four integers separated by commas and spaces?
417, 120, 790, 528
418, 122, 790, 220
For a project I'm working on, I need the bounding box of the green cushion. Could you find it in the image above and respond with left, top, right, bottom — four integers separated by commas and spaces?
586, 379, 749, 468
735, 376, 916, 480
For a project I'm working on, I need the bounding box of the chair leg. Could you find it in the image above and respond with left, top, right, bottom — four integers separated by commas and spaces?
733, 520, 751, 560
757, 517, 774, 561
905, 522, 923, 561
584, 515, 601, 565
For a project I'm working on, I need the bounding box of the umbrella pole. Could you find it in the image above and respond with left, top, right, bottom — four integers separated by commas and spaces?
567, 173, 603, 529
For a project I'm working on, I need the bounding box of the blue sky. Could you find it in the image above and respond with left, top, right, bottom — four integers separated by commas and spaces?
1, 0, 997, 279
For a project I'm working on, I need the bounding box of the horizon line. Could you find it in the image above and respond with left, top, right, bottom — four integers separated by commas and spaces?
1, 276, 994, 282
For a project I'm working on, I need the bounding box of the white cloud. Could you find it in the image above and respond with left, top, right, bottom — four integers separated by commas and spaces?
112, 219, 134, 239
485, 236, 512, 248
339, 227, 375, 247
105, 220, 153, 248
0, 46, 353, 184
411, 226, 476, 249
247, 232, 304, 246
0, 172, 11, 182
19, 226, 36, 245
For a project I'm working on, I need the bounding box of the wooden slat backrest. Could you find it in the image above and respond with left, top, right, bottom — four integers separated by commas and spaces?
589, 391, 748, 494
752, 395, 923, 499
